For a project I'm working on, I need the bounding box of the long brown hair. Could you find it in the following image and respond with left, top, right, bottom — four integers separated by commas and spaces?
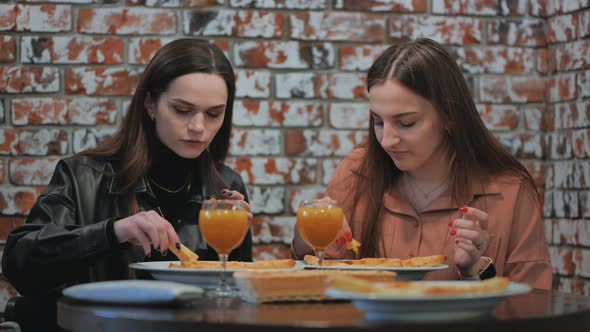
81, 38, 236, 210
352, 38, 538, 257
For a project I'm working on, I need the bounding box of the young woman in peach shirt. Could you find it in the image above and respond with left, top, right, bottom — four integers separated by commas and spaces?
292, 38, 552, 290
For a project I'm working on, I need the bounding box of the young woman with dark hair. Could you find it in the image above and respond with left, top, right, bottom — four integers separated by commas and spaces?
2, 38, 252, 330
292, 38, 551, 290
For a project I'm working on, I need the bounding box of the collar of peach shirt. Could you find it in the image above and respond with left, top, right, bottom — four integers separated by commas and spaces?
382, 177, 503, 217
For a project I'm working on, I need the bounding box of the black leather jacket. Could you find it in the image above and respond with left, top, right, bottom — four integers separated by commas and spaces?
1, 155, 252, 296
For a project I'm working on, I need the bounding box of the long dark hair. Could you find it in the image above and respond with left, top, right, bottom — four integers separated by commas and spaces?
351, 38, 538, 257
81, 38, 236, 210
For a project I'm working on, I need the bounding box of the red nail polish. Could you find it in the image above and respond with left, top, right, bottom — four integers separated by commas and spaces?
459, 206, 468, 214
455, 240, 459, 244
345, 232, 352, 242
337, 237, 346, 245
448, 220, 453, 227
450, 230, 456, 236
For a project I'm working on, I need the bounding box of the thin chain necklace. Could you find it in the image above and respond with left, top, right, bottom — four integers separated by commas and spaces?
147, 176, 191, 194
404, 174, 448, 200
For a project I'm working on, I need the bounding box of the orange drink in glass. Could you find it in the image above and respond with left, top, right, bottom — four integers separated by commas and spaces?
199, 199, 249, 297
296, 199, 343, 268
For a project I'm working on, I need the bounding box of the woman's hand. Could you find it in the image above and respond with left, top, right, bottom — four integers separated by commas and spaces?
220, 189, 253, 226
450, 205, 490, 276
113, 211, 180, 256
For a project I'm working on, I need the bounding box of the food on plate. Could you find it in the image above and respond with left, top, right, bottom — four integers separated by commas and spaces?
328, 276, 511, 296
303, 254, 446, 268
169, 243, 200, 265
169, 258, 296, 270
234, 269, 397, 303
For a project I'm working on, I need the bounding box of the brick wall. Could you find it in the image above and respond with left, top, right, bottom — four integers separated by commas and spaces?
0, 0, 588, 304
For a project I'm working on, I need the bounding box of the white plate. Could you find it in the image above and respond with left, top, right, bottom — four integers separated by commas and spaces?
129, 261, 303, 289
326, 281, 531, 321
303, 262, 449, 281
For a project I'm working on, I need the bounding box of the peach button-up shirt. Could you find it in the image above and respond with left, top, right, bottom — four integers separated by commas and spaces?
325, 149, 552, 290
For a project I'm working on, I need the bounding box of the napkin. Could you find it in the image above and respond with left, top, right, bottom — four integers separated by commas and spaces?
62, 280, 204, 304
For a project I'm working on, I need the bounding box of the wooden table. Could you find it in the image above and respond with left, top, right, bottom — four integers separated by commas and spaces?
58, 289, 590, 332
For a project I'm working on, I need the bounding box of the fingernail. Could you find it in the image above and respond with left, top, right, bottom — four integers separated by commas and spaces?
450, 230, 456, 236
162, 250, 168, 256
448, 220, 453, 227
221, 189, 228, 194
227, 192, 233, 197
459, 206, 468, 214
175, 242, 181, 250
455, 240, 459, 245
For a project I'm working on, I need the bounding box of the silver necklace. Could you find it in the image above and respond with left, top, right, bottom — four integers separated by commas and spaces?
146, 176, 191, 194
404, 174, 447, 200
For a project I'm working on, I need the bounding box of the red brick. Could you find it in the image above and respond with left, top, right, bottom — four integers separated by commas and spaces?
290, 12, 385, 42
253, 244, 290, 260
549, 246, 575, 275
575, 249, 590, 278
285, 129, 367, 157
9, 158, 59, 186
553, 219, 576, 245
21, 36, 123, 64
0, 216, 25, 241
432, 0, 527, 16
12, 97, 117, 125
234, 10, 284, 38
275, 73, 315, 99
333, 0, 427, 12
0, 160, 4, 184
15, 5, 72, 32
477, 104, 519, 130
73, 128, 116, 153
78, 8, 175, 35
529, 0, 558, 17
479, 76, 546, 103
547, 14, 579, 43
0, 129, 18, 155
524, 105, 551, 131
390, 16, 482, 45
233, 100, 324, 127
316, 73, 367, 100
6, 129, 69, 156
289, 186, 326, 213
579, 70, 590, 98
547, 132, 573, 160
230, 0, 327, 9
554, 276, 590, 296
577, 100, 590, 127
580, 10, 590, 38
0, 66, 59, 93
0, 187, 42, 215
225, 157, 318, 185
128, 38, 229, 65
338, 45, 388, 71
497, 133, 544, 159
554, 40, 590, 72
329, 102, 369, 129
546, 74, 578, 103
573, 129, 590, 158
65, 67, 141, 96
251, 216, 294, 244
248, 187, 285, 214
487, 19, 545, 46
553, 191, 580, 218
235, 70, 271, 98
536, 48, 556, 74
0, 5, 17, 31
553, 102, 578, 130
127, 0, 222, 6
230, 129, 281, 156
581, 191, 590, 219
452, 47, 536, 74
0, 36, 16, 63
185, 10, 284, 38
0, 98, 4, 124
234, 41, 334, 69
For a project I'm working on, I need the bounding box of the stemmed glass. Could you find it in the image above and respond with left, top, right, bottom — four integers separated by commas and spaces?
296, 199, 343, 268
199, 199, 249, 297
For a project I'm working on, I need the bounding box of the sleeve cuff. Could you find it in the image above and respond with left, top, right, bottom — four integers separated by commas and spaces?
457, 256, 493, 280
